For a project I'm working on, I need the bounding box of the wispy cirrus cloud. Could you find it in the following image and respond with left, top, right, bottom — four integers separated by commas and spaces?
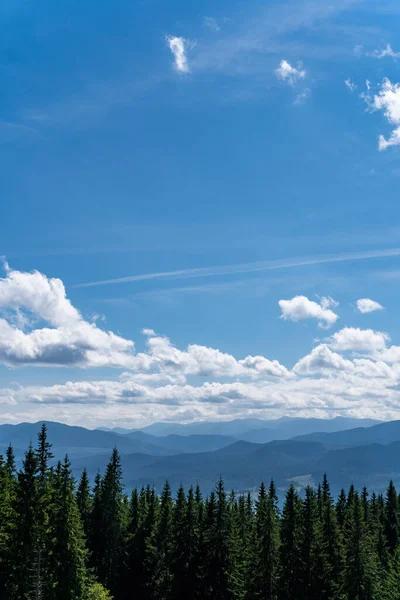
74, 247, 400, 289
370, 43, 400, 59
345, 78, 357, 92
204, 17, 221, 32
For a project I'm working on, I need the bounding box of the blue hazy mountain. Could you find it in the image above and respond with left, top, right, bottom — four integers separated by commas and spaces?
292, 420, 400, 447
137, 416, 379, 440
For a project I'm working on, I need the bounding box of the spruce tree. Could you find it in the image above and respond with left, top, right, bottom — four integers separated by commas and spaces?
300, 485, 324, 600
10, 444, 42, 599
171, 485, 201, 598
48, 455, 87, 600
279, 485, 303, 600
250, 482, 279, 599
98, 448, 125, 595
385, 481, 399, 554
318, 474, 344, 600
77, 468, 92, 540
151, 481, 174, 599
0, 453, 16, 600
343, 492, 380, 600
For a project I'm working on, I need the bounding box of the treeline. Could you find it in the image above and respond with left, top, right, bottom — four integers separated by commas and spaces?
1, 427, 400, 599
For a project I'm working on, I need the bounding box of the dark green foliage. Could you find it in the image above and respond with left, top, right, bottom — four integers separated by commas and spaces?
279, 485, 303, 600
343, 492, 380, 600
249, 482, 279, 599
385, 481, 399, 554
48, 456, 87, 599
3, 431, 400, 599
76, 468, 92, 540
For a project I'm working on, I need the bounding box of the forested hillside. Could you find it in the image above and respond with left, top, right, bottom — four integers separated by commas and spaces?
2, 425, 400, 599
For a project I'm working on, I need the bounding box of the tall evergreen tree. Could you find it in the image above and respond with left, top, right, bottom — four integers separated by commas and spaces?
385, 481, 399, 554
48, 456, 87, 600
171, 485, 201, 599
300, 485, 324, 600
279, 485, 303, 600
77, 468, 92, 541
343, 492, 380, 600
10, 444, 42, 600
318, 474, 344, 600
98, 448, 125, 595
250, 482, 279, 599
151, 481, 174, 599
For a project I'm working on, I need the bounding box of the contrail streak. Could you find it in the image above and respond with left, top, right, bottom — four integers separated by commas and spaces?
72, 247, 400, 288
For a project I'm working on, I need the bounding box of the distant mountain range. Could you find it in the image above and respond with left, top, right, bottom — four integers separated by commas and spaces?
100, 416, 379, 441
2, 416, 399, 497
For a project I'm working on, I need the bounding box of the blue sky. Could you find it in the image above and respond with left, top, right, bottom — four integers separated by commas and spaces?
2, 0, 400, 427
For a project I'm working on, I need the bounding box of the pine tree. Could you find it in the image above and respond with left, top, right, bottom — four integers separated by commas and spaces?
250, 482, 279, 599
151, 481, 174, 599
199, 479, 240, 599
318, 474, 344, 600
279, 485, 303, 600
343, 492, 380, 600
336, 488, 347, 527
5, 444, 16, 478
0, 453, 16, 600
381, 547, 400, 600
88, 471, 104, 576
171, 485, 201, 598
77, 468, 92, 540
300, 485, 324, 600
385, 481, 399, 554
98, 448, 125, 595
48, 455, 87, 600
10, 444, 42, 599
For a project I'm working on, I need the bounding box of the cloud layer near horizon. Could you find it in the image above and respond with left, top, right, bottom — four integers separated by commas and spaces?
0, 265, 398, 427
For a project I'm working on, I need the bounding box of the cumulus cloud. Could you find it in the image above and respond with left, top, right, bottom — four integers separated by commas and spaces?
294, 344, 354, 375
364, 78, 400, 150
4, 265, 400, 427
275, 60, 306, 85
0, 266, 134, 368
327, 327, 389, 353
279, 295, 339, 329
133, 330, 290, 380
166, 36, 190, 73
356, 298, 384, 314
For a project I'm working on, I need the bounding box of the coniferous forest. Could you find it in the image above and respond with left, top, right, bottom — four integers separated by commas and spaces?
2, 426, 400, 599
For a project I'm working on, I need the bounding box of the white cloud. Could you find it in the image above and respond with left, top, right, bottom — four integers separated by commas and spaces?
0, 266, 134, 368
356, 298, 384, 314
166, 36, 191, 73
364, 78, 400, 150
370, 44, 400, 60
279, 295, 339, 329
275, 60, 306, 86
204, 17, 220, 32
5, 264, 400, 427
294, 344, 354, 375
345, 78, 357, 92
133, 330, 290, 380
328, 327, 389, 353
